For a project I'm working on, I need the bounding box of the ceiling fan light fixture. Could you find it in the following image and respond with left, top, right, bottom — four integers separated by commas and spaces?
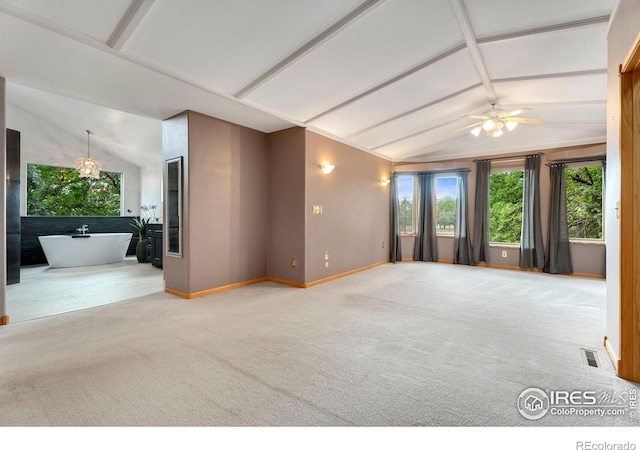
505, 121, 518, 132
470, 126, 482, 137
482, 119, 494, 131
492, 129, 504, 138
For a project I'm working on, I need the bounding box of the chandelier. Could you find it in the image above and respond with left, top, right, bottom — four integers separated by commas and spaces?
75, 130, 102, 178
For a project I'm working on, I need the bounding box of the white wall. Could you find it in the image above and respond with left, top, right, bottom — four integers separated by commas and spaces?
7, 103, 142, 216
605, 0, 640, 359
139, 163, 163, 220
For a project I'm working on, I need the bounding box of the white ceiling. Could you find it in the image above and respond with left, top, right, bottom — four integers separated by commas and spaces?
0, 0, 612, 166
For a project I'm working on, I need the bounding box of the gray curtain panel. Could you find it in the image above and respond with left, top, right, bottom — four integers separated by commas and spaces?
414, 174, 438, 262
544, 164, 573, 274
473, 160, 491, 263
389, 173, 403, 263
520, 154, 545, 269
453, 171, 474, 265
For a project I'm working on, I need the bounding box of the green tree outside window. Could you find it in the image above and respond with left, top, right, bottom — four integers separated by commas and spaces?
27, 164, 122, 216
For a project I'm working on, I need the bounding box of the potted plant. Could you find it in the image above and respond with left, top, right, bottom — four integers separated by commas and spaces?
131, 205, 158, 263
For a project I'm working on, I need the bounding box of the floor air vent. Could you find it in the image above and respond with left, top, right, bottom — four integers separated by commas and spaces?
581, 349, 599, 368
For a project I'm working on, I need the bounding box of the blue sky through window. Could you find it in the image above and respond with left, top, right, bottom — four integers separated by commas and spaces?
436, 177, 457, 199
397, 176, 457, 200
398, 176, 414, 201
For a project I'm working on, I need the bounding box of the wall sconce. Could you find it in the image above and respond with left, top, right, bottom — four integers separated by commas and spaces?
320, 163, 335, 174
380, 178, 390, 186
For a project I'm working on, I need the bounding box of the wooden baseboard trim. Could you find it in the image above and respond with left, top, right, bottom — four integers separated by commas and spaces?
474, 262, 605, 278
475, 262, 541, 272
305, 260, 389, 288
165, 277, 269, 299
0, 315, 9, 326
603, 336, 620, 372
267, 277, 306, 289
572, 272, 606, 280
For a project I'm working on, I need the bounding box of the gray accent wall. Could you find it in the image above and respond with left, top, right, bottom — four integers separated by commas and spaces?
267, 127, 306, 284
162, 115, 393, 295
305, 131, 392, 283
188, 111, 268, 293
162, 111, 269, 295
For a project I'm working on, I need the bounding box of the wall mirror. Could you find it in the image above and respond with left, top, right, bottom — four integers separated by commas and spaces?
165, 156, 182, 257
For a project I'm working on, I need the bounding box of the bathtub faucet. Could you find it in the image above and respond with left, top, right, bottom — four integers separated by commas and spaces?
76, 225, 89, 235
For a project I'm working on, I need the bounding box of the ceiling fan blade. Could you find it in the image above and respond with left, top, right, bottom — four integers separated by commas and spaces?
497, 108, 532, 118
506, 117, 543, 125
461, 114, 490, 120
450, 122, 483, 134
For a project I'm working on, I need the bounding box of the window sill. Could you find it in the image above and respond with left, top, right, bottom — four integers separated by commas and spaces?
569, 239, 605, 245
489, 242, 520, 248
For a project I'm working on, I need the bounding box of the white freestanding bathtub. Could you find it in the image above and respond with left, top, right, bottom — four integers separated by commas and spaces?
38, 233, 133, 268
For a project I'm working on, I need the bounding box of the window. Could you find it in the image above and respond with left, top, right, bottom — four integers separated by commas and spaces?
435, 176, 457, 235
398, 175, 416, 235
27, 163, 122, 216
565, 165, 603, 240
489, 170, 524, 244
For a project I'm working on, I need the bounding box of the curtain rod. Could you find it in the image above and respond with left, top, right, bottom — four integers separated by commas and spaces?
545, 155, 606, 166
472, 152, 544, 163
393, 168, 471, 175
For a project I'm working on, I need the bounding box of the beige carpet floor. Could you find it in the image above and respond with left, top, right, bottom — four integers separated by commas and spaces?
0, 262, 638, 427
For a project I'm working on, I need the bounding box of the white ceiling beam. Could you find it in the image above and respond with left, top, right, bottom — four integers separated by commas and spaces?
107, 0, 155, 51
448, 0, 496, 104
493, 69, 607, 84
233, 0, 387, 99
478, 16, 610, 44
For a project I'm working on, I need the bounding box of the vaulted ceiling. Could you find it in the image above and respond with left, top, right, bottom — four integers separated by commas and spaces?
0, 0, 613, 165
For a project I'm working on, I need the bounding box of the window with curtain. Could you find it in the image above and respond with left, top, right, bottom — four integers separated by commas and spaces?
398, 175, 417, 235
565, 165, 604, 240
435, 176, 457, 235
489, 170, 524, 243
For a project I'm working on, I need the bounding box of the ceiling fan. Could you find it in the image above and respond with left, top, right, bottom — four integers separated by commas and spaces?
453, 103, 543, 138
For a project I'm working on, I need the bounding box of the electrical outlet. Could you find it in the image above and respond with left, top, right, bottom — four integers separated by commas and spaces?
325, 261, 329, 268
501, 250, 508, 258
292, 258, 297, 268
382, 241, 385, 248
312, 205, 323, 215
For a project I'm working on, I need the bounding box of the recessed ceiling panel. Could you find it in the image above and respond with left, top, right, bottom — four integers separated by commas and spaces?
481, 24, 607, 80
245, 0, 463, 121
0, 13, 292, 132
308, 48, 480, 137
350, 86, 488, 150
493, 73, 606, 105
3, 0, 132, 42
463, 0, 613, 39
124, 0, 363, 94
